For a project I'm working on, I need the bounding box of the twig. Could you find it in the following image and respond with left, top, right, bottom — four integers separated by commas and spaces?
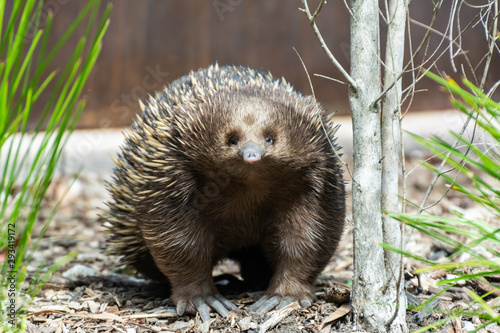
122, 312, 177, 319
479, 0, 498, 90
300, 0, 358, 90
258, 302, 300, 333
293, 47, 315, 99
404, 111, 478, 250
410, 11, 482, 84
408, 1, 497, 222
342, 0, 355, 19
313, 73, 349, 86
370, 4, 442, 109
487, 79, 500, 97
396, 8, 480, 110
293, 47, 354, 180
449, 0, 460, 72
311, 0, 326, 21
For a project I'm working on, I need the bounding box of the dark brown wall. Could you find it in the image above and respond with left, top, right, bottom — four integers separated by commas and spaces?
12, 0, 500, 129
83, 0, 352, 129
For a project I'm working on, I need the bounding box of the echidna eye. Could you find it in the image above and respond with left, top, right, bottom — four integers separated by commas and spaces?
228, 136, 239, 147
264, 135, 274, 145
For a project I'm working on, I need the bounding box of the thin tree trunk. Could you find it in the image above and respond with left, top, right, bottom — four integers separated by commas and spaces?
381, 0, 409, 331
349, 0, 386, 331
302, 0, 409, 331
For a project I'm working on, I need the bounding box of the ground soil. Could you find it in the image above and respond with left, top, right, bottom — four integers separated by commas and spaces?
12, 158, 500, 333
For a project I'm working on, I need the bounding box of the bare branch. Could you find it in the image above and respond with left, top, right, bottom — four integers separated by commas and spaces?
293, 47, 316, 99
409, 8, 485, 87
407, 1, 499, 224
293, 47, 354, 180
342, 0, 355, 19
404, 92, 479, 249
313, 73, 349, 86
449, 0, 460, 72
487, 79, 500, 97
394, 6, 481, 112
311, 0, 326, 21
300, 0, 358, 90
371, 4, 442, 109
479, 0, 498, 89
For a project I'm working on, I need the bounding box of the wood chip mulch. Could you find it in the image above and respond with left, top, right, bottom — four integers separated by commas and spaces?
11, 160, 500, 332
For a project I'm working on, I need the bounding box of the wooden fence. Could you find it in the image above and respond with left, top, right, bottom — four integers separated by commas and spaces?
7, 0, 499, 129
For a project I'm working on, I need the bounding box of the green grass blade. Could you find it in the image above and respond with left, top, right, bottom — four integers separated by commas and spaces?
0, 1, 110, 329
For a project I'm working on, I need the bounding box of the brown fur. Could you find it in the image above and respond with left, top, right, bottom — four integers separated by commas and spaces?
104, 64, 346, 307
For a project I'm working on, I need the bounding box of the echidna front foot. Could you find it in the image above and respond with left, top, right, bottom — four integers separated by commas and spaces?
174, 291, 240, 323
247, 273, 316, 313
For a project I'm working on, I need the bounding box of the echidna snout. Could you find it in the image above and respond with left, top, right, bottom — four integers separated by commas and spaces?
239, 142, 265, 163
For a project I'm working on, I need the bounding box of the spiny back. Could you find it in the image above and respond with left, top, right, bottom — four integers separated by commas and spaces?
103, 64, 342, 273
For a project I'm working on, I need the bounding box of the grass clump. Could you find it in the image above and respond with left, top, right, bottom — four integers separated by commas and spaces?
385, 71, 500, 332
0, 1, 111, 331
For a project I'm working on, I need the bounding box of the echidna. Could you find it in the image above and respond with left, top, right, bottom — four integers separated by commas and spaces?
103, 64, 346, 322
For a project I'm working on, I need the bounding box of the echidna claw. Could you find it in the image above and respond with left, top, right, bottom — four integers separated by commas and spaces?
299, 298, 312, 308
176, 294, 239, 323
194, 296, 211, 323
248, 295, 280, 313
248, 295, 307, 313
176, 299, 187, 316
215, 293, 240, 313
276, 296, 295, 310
206, 295, 228, 317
